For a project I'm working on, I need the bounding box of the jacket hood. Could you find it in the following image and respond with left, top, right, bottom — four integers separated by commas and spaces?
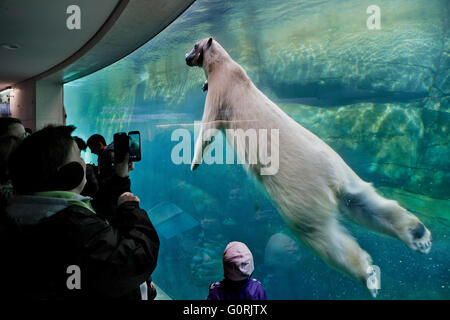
7, 191, 94, 225
223, 241, 255, 281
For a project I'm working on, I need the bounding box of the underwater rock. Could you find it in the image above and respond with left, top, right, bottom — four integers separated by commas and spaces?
264, 233, 302, 271
378, 186, 450, 224
127, 0, 448, 106
123, 0, 449, 200
434, 34, 450, 96
257, 0, 447, 105
190, 240, 224, 285
278, 100, 450, 199
170, 178, 221, 217
147, 202, 199, 239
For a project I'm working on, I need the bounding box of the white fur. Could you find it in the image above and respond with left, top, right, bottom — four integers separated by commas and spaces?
189, 38, 432, 296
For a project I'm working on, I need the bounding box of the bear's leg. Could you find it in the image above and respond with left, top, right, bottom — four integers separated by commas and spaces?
297, 218, 380, 297
191, 121, 218, 171
339, 181, 432, 254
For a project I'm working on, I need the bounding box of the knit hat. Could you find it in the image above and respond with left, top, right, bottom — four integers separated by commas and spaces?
223, 241, 255, 281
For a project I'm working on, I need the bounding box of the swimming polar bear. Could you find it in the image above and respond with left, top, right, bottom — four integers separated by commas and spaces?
185, 37, 432, 297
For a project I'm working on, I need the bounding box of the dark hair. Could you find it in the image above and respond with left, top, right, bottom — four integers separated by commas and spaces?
87, 134, 106, 148
0, 117, 23, 137
9, 125, 76, 194
73, 136, 87, 151
0, 135, 20, 184
25, 128, 32, 135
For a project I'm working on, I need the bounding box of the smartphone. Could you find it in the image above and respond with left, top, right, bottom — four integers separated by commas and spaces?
114, 131, 142, 163
128, 131, 141, 162
114, 132, 129, 163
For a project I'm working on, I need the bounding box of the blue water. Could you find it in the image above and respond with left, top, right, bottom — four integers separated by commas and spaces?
64, 0, 449, 299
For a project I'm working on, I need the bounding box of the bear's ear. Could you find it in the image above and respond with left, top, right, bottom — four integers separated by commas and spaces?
206, 37, 213, 49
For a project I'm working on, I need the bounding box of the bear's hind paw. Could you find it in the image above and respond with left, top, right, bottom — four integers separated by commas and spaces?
408, 222, 432, 254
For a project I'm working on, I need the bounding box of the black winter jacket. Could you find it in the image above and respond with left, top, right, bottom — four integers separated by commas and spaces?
1, 175, 159, 300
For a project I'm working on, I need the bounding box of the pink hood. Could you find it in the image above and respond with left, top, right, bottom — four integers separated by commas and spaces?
223, 241, 255, 281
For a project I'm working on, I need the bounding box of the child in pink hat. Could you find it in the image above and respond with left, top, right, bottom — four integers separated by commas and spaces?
207, 241, 267, 300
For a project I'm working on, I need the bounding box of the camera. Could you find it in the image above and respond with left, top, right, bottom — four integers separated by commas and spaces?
114, 131, 141, 163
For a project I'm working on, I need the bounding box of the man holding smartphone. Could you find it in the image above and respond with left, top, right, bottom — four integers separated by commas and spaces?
86, 134, 115, 186
3, 125, 159, 299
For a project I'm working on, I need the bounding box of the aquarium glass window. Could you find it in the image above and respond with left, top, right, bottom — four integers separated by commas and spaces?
64, 0, 449, 299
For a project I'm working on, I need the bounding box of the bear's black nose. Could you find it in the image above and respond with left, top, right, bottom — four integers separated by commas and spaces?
185, 56, 192, 66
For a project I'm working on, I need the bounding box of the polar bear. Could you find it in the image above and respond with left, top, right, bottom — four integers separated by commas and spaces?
185, 37, 432, 297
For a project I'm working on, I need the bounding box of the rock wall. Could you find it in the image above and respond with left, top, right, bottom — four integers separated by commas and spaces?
69, 0, 450, 198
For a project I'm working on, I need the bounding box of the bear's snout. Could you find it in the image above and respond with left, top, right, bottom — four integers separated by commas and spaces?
185, 55, 193, 66
185, 51, 195, 66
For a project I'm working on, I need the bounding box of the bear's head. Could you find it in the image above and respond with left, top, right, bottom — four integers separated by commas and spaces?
185, 37, 213, 67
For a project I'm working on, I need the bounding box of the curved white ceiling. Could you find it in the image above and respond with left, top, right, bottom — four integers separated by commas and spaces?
0, 0, 196, 91
0, 0, 120, 90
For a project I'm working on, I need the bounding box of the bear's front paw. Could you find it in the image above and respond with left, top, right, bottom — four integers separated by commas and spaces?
191, 162, 200, 171
202, 81, 208, 92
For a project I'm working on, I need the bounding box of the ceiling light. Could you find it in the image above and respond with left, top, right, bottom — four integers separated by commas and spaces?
1, 43, 21, 50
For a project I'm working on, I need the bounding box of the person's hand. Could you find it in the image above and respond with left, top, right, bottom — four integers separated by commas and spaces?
148, 281, 157, 300
117, 192, 140, 206
115, 152, 130, 178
